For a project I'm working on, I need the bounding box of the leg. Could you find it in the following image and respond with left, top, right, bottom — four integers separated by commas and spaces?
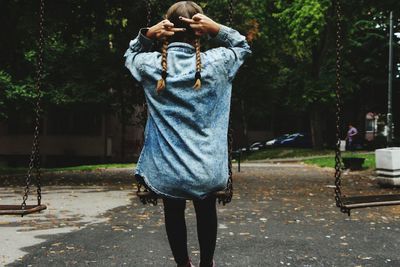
193, 195, 217, 267
163, 197, 190, 266
349, 140, 354, 151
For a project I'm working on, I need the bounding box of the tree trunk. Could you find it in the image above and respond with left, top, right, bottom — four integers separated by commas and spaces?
307, 7, 332, 149
310, 104, 324, 148
240, 99, 249, 146
121, 118, 126, 161
119, 89, 126, 161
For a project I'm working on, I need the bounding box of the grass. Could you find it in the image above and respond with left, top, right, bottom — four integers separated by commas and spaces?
304, 152, 375, 169
240, 147, 376, 170
241, 147, 333, 161
0, 163, 136, 175
0, 148, 376, 175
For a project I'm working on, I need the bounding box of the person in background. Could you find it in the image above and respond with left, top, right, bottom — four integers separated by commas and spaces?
346, 123, 358, 151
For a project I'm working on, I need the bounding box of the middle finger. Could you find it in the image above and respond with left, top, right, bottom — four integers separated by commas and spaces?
162, 21, 174, 28
179, 16, 196, 24
189, 24, 202, 29
168, 27, 187, 32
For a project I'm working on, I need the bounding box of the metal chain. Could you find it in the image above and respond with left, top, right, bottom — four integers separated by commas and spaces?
137, 0, 156, 205
22, 0, 45, 210
219, 118, 234, 205
146, 0, 152, 27
228, 0, 234, 27
218, 0, 235, 205
333, 0, 349, 215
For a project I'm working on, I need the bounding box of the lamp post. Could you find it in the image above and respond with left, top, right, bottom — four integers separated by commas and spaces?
387, 11, 394, 146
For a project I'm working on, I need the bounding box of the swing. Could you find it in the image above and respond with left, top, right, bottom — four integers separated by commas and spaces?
333, 0, 400, 216
136, 0, 234, 206
0, 0, 47, 216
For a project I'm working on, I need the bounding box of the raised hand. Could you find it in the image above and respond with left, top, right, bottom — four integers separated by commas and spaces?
179, 13, 220, 37
146, 19, 186, 40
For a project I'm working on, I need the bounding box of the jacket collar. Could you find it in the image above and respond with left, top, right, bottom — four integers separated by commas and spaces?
167, 42, 195, 53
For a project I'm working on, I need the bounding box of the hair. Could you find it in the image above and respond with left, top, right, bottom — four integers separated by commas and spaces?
156, 1, 203, 93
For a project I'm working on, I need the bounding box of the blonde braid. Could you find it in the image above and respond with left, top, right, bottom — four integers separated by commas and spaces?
193, 38, 202, 90
156, 39, 168, 93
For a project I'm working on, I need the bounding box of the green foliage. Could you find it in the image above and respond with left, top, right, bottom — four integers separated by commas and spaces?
274, 0, 331, 59
0, 71, 13, 92
0, 70, 36, 119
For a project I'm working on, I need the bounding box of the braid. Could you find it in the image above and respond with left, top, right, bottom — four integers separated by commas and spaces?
156, 40, 168, 93
193, 38, 202, 90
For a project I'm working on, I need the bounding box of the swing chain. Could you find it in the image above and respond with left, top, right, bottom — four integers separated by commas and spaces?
228, 0, 234, 27
333, 0, 350, 215
146, 0, 152, 27
219, 117, 234, 205
216, 0, 235, 205
22, 0, 45, 210
136, 0, 157, 205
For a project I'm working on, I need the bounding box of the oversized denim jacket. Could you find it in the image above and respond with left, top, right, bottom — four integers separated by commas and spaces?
124, 24, 251, 200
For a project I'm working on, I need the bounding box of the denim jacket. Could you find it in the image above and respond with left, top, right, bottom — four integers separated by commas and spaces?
124, 24, 251, 200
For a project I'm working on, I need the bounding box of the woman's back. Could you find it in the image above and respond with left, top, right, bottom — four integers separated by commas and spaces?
125, 23, 251, 200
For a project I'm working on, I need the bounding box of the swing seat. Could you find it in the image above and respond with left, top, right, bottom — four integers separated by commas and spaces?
137, 190, 158, 198
135, 174, 232, 205
214, 190, 231, 198
341, 194, 400, 209
136, 190, 232, 206
0, 204, 47, 216
137, 190, 231, 199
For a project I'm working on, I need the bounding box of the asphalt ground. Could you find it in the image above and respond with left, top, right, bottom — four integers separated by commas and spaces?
1, 163, 400, 266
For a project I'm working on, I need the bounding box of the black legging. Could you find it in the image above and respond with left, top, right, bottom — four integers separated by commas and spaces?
163, 195, 217, 267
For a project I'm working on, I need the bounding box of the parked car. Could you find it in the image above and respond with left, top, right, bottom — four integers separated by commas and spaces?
265, 134, 290, 147
236, 141, 266, 153
237, 147, 248, 153
278, 133, 312, 148
249, 141, 265, 151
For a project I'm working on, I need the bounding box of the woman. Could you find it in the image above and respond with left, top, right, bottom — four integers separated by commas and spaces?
124, 2, 251, 266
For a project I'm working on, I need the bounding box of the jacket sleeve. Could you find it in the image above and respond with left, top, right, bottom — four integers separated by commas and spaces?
207, 24, 252, 81
123, 28, 155, 82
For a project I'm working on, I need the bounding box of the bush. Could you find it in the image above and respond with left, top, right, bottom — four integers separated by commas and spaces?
370, 135, 388, 150
392, 137, 400, 147
365, 136, 400, 150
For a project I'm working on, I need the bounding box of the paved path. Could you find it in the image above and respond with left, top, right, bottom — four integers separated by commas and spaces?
1, 163, 400, 266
